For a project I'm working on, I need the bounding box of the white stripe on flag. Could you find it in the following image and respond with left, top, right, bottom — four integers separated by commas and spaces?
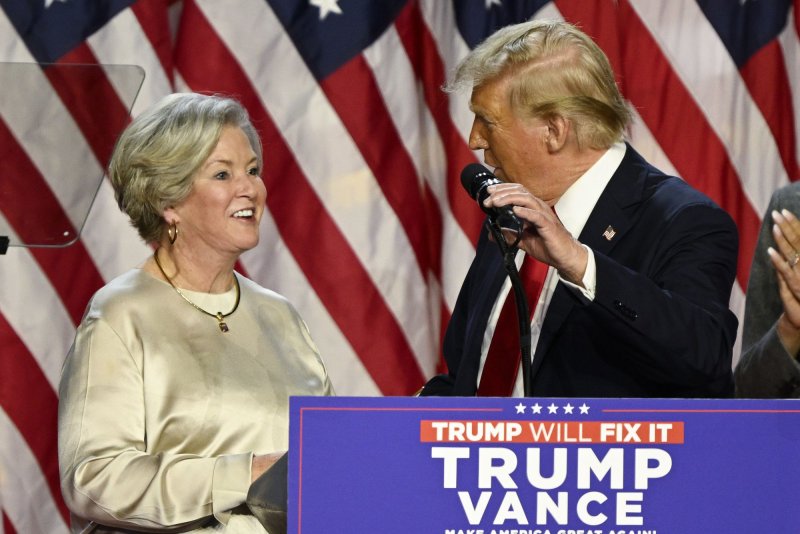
778, 5, 800, 164
630, 0, 790, 216
0, 216, 73, 390
363, 24, 474, 310
0, 409, 68, 534
418, 0, 476, 146
87, 6, 173, 117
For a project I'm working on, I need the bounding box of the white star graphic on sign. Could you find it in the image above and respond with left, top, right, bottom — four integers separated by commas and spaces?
515, 402, 526, 414
547, 403, 558, 414
310, 0, 342, 20
531, 403, 543, 414
563, 403, 574, 414
485, 0, 502, 8
579, 403, 590, 414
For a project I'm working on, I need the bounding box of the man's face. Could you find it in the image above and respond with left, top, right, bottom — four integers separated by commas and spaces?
468, 76, 557, 202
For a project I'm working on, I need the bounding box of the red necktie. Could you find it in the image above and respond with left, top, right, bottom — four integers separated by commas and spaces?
477, 256, 550, 396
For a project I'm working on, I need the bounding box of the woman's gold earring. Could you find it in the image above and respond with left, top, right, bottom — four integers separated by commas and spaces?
168, 223, 178, 244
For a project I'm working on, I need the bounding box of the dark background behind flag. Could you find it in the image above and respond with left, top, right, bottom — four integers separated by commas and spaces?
0, 0, 797, 531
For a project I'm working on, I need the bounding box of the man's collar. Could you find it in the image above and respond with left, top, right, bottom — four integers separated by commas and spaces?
554, 141, 627, 237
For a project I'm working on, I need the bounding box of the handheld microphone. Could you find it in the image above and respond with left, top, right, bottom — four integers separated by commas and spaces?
460, 163, 523, 234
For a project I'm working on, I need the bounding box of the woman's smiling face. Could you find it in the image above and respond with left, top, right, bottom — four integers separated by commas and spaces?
167, 125, 267, 259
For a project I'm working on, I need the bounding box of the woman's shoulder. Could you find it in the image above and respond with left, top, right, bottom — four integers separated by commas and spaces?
771, 181, 800, 208
236, 273, 289, 304
235, 273, 306, 320
85, 268, 166, 317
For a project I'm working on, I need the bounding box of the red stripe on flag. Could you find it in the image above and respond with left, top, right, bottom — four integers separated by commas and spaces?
0, 122, 77, 246
0, 315, 68, 523
131, 0, 176, 87
555, 0, 625, 88
52, 45, 132, 169
0, 118, 105, 324
174, 0, 425, 394
739, 41, 800, 181
320, 55, 452, 349
3, 511, 18, 534
437, 300, 450, 373
320, 55, 438, 280
395, 2, 484, 246
422, 180, 445, 285
795, 0, 800, 43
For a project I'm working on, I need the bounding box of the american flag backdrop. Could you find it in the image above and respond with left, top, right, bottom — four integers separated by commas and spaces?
0, 0, 797, 531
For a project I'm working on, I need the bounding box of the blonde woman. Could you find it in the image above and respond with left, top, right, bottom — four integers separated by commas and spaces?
58, 93, 333, 533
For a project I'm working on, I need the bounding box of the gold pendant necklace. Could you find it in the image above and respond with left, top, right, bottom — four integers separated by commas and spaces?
153, 250, 240, 332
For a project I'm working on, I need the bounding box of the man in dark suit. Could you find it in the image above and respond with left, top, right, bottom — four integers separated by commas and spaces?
420, 19, 739, 398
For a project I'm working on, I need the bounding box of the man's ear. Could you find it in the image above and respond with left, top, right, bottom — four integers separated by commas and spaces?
545, 114, 569, 152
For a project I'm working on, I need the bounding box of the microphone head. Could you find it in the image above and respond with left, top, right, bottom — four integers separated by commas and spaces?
460, 163, 496, 200
459, 163, 522, 234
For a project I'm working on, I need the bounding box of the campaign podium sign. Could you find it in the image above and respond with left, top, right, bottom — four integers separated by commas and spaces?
288, 396, 800, 533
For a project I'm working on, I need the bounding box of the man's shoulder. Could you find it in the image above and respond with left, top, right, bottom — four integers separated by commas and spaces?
643, 178, 737, 238
614, 148, 735, 231
616, 145, 716, 207
622, 151, 727, 217
649, 174, 719, 207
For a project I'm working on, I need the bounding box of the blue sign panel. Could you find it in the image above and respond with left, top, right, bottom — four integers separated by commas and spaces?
288, 396, 800, 533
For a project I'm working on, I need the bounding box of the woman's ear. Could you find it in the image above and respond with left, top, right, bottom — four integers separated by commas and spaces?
162, 206, 178, 226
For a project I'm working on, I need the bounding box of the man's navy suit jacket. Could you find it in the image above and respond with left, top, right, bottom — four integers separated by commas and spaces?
422, 145, 739, 398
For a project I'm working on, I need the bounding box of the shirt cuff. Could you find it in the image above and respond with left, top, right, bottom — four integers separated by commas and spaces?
211, 452, 253, 524
558, 244, 596, 301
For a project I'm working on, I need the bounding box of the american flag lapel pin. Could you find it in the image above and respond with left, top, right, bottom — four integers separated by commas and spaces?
602, 225, 616, 241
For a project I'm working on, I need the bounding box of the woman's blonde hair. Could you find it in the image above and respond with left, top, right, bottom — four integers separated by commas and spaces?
447, 19, 631, 149
108, 93, 263, 243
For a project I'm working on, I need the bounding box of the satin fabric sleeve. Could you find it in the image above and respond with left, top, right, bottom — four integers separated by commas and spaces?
58, 314, 252, 531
